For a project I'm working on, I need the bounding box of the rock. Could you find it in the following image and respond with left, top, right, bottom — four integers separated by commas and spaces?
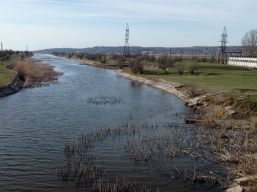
225, 106, 237, 116
235, 175, 257, 184
225, 185, 243, 192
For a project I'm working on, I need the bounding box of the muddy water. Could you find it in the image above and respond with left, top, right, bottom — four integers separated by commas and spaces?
0, 54, 223, 191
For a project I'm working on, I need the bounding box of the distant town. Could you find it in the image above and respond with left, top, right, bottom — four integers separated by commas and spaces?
37, 45, 242, 56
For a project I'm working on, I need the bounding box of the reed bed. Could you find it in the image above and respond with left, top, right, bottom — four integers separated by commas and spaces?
59, 121, 227, 190
12, 58, 63, 88
59, 126, 129, 187
60, 95, 257, 190
87, 96, 122, 105
93, 177, 154, 192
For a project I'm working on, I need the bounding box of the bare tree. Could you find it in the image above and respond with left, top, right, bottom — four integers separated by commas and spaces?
241, 29, 257, 57
130, 57, 144, 74
158, 55, 172, 73
116, 55, 125, 69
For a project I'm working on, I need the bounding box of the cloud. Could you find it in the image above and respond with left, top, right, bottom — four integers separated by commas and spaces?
2, 0, 256, 22
0, 0, 256, 49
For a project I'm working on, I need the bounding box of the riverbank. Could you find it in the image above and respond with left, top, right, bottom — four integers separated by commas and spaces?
0, 64, 17, 87
0, 56, 63, 97
57, 55, 257, 191
116, 69, 206, 107
0, 73, 23, 97
12, 57, 63, 88
117, 69, 257, 192
78, 58, 118, 69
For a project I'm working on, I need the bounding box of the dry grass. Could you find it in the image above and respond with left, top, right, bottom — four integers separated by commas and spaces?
211, 105, 227, 119
250, 116, 257, 127
12, 58, 63, 88
186, 93, 257, 190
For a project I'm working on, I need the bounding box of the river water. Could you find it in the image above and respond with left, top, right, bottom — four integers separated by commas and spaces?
0, 54, 222, 192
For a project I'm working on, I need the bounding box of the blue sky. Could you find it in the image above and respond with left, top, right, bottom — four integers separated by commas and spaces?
0, 0, 256, 50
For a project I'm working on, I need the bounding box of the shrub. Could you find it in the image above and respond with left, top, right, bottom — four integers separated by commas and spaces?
177, 64, 184, 75
200, 57, 208, 62
158, 55, 172, 74
130, 57, 144, 74
116, 56, 125, 69
192, 56, 200, 62
174, 56, 183, 62
189, 63, 199, 75
209, 55, 217, 63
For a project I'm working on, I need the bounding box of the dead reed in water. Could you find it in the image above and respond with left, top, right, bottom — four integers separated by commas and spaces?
93, 177, 154, 192
87, 96, 122, 105
60, 121, 230, 190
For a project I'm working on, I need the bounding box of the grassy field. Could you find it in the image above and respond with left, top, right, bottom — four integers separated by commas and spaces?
0, 58, 17, 87
125, 59, 257, 95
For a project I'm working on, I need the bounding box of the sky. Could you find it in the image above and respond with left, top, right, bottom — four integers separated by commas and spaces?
0, 0, 256, 50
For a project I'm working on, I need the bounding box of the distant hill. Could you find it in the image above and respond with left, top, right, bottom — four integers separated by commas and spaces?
35, 46, 242, 56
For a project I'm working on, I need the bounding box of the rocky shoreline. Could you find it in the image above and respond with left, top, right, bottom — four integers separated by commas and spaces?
116, 69, 206, 107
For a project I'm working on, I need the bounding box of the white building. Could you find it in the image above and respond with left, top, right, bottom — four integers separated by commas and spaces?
228, 57, 257, 68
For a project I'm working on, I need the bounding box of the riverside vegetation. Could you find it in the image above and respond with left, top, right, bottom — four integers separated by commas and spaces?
11, 57, 63, 88
0, 50, 24, 86
60, 120, 225, 191
55, 51, 257, 191
0, 50, 63, 89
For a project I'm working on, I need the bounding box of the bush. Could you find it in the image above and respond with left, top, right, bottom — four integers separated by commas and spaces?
158, 55, 172, 74
189, 63, 199, 75
209, 55, 217, 63
200, 57, 208, 62
177, 64, 184, 75
116, 56, 125, 69
192, 56, 200, 62
173, 56, 183, 62
130, 57, 144, 74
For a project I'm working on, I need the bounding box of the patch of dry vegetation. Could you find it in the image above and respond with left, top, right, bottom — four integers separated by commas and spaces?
191, 94, 257, 191
12, 58, 63, 88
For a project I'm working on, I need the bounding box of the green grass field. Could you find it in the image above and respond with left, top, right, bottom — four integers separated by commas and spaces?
0, 57, 17, 87
0, 65, 16, 87
125, 59, 257, 98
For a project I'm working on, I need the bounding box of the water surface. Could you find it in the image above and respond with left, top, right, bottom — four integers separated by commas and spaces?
0, 54, 221, 191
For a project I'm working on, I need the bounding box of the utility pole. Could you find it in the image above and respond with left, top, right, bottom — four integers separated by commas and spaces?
169, 48, 172, 65
123, 23, 130, 58
219, 26, 228, 64
1, 42, 3, 52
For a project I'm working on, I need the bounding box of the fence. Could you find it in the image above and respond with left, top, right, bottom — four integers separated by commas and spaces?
228, 57, 257, 68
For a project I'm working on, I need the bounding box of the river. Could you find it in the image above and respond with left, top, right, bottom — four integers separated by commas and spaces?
0, 54, 222, 192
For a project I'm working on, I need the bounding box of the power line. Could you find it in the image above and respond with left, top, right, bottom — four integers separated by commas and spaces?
123, 23, 130, 57
219, 26, 228, 64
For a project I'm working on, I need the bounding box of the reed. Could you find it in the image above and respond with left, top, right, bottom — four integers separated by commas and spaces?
11, 57, 63, 88
87, 96, 122, 105
60, 120, 255, 190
